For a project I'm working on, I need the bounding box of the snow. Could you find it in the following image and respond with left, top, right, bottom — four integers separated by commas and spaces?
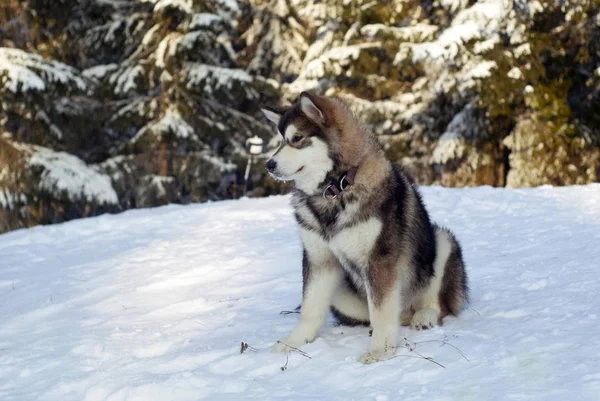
142, 24, 161, 46
198, 152, 236, 173
190, 13, 224, 30
104, 20, 123, 42
1, 185, 600, 400
143, 0, 192, 14
514, 43, 532, 58
410, 0, 509, 63
429, 59, 497, 95
508, 66, 524, 80
13, 144, 118, 205
473, 34, 500, 54
146, 175, 174, 197
109, 65, 144, 95
184, 63, 252, 92
360, 24, 439, 43
154, 33, 180, 68
152, 30, 216, 69
464, 60, 497, 79
177, 31, 211, 52
82, 64, 118, 80
432, 102, 474, 163
0, 48, 86, 93
131, 106, 196, 143
432, 130, 464, 164
301, 43, 378, 80
440, 0, 469, 13
216, 0, 240, 14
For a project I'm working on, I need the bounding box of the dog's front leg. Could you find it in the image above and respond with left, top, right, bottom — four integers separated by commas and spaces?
359, 261, 400, 364
272, 230, 342, 352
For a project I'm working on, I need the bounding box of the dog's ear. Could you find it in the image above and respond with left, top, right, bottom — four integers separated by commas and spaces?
299, 91, 326, 126
261, 106, 287, 125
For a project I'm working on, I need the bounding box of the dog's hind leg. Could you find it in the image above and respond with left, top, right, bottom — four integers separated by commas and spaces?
411, 226, 468, 330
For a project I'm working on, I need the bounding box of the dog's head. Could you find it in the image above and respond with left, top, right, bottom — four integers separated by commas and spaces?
261, 92, 338, 194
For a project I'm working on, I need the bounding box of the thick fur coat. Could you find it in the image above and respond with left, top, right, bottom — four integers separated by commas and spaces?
262, 92, 468, 364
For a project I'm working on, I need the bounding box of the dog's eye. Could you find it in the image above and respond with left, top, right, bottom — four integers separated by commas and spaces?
292, 135, 303, 143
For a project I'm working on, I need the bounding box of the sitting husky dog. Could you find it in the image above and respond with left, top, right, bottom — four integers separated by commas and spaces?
261, 92, 468, 364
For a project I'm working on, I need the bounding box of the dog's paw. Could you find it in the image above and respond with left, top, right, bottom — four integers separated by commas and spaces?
358, 351, 380, 364
410, 308, 439, 331
358, 348, 395, 364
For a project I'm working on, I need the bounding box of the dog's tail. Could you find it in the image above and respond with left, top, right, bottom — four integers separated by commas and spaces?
434, 225, 469, 317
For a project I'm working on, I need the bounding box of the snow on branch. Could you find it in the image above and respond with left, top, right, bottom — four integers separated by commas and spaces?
142, 0, 193, 14
13, 143, 118, 204
409, 0, 510, 63
131, 106, 196, 143
0, 48, 87, 94
184, 63, 252, 93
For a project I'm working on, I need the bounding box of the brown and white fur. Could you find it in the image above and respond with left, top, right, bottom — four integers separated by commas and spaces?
261, 92, 468, 364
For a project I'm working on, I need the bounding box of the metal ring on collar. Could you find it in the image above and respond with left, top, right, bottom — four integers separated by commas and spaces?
339, 175, 352, 191
323, 185, 337, 200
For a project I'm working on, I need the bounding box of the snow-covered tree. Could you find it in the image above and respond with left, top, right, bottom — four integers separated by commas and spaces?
1, 0, 600, 233
79, 0, 276, 209
0, 0, 278, 233
251, 0, 600, 187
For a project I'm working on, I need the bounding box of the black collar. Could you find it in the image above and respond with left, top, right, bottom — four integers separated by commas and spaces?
322, 166, 359, 200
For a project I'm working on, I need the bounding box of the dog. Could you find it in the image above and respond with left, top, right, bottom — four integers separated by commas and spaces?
261, 92, 468, 364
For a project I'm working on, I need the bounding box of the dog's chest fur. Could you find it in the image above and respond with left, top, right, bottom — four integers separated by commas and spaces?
293, 193, 382, 284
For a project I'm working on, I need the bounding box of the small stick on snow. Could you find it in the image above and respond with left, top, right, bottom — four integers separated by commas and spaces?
404, 337, 470, 362
277, 341, 312, 371
276, 341, 312, 359
240, 342, 258, 354
280, 305, 301, 315
281, 352, 290, 371
385, 351, 446, 369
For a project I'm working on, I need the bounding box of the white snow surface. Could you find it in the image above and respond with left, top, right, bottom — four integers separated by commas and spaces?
1, 185, 600, 400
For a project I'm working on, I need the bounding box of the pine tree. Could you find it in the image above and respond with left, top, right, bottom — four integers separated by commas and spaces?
0, 0, 278, 233
249, 0, 600, 187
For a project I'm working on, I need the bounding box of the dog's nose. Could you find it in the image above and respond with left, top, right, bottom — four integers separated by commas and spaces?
265, 159, 277, 172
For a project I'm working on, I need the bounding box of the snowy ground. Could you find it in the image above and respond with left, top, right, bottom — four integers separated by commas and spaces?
1, 185, 600, 401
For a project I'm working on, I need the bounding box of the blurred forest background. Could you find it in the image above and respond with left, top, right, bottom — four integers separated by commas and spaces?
1, 0, 599, 233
